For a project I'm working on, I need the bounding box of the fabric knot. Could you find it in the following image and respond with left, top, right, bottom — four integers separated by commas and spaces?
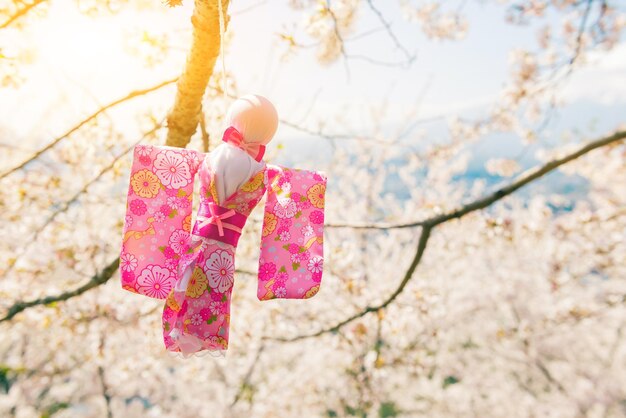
222, 126, 265, 162
195, 202, 238, 237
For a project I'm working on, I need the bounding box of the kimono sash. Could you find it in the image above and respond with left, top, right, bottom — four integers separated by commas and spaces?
191, 200, 247, 246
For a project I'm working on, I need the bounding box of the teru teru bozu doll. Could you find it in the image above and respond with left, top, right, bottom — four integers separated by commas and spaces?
119, 95, 327, 357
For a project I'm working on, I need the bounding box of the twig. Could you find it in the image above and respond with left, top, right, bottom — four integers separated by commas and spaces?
0, 0, 47, 30
325, 0, 351, 80
364, 0, 415, 63
0, 78, 177, 180
230, 343, 265, 407
199, 108, 210, 152
98, 335, 113, 418
98, 365, 113, 418
570, 0, 594, 66
0, 257, 120, 323
1, 123, 164, 279
231, 0, 267, 16
326, 130, 626, 230
267, 129, 626, 341
269, 226, 431, 342
2, 129, 623, 326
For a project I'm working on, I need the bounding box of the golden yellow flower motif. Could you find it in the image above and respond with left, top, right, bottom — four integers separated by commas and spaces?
307, 183, 326, 208
185, 266, 208, 298
217, 336, 228, 349
131, 169, 160, 198
262, 212, 278, 237
305, 285, 320, 299
183, 215, 192, 232
209, 336, 228, 350
166, 290, 180, 311
123, 285, 137, 294
209, 173, 220, 203
241, 171, 264, 192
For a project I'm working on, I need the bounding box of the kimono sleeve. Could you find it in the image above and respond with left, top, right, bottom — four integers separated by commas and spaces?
257, 165, 327, 301
120, 144, 203, 299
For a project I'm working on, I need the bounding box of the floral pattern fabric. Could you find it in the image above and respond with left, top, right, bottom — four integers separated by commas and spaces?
120, 144, 327, 355
257, 166, 327, 301
121, 145, 201, 297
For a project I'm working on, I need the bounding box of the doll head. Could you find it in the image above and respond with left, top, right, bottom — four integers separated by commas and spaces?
225, 94, 278, 146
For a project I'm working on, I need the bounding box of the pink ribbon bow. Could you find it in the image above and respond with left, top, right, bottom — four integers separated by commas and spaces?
195, 202, 242, 237
222, 126, 266, 162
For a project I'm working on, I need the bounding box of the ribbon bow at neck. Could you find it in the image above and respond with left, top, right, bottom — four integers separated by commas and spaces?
222, 126, 266, 162
195, 202, 242, 237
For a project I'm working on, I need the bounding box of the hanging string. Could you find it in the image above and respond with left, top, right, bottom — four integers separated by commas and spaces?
217, 0, 228, 108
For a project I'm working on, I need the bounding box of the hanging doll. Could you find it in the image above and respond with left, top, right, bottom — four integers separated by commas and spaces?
120, 95, 327, 357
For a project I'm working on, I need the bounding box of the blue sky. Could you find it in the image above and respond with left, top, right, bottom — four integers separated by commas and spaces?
226, 0, 626, 139
221, 0, 626, 172
0, 0, 624, 159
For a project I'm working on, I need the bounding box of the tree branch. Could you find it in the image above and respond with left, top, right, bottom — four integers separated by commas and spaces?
327, 130, 626, 230
269, 226, 432, 343
0, 263, 255, 322
0, 78, 176, 180
269, 129, 626, 342
2, 127, 622, 331
230, 343, 265, 407
166, 0, 230, 148
325, 0, 351, 79
98, 334, 113, 418
569, 0, 594, 66
0, 257, 120, 323
1, 123, 163, 279
0, 0, 47, 30
364, 0, 415, 64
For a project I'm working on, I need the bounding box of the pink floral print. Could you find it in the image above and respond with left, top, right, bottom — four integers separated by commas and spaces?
153, 149, 192, 189
120, 252, 138, 272
309, 210, 324, 224
135, 145, 151, 157
205, 250, 235, 293
257, 166, 327, 301
168, 230, 189, 255
121, 144, 327, 355
259, 262, 276, 280
122, 270, 135, 284
137, 265, 173, 299
307, 256, 323, 274
273, 198, 297, 219
129, 199, 147, 216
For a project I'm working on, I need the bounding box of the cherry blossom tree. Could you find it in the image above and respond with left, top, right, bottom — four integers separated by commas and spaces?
0, 0, 624, 417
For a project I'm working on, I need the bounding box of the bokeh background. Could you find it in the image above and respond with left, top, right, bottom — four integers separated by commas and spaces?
0, 0, 625, 417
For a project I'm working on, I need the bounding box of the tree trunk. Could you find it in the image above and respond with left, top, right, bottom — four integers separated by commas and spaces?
166, 0, 230, 148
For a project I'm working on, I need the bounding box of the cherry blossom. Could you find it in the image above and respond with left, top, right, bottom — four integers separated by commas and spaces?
136, 265, 173, 298
273, 198, 298, 219
204, 250, 235, 293
307, 256, 323, 274
153, 149, 192, 189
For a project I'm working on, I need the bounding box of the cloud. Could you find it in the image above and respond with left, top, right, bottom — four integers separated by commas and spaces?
560, 44, 626, 105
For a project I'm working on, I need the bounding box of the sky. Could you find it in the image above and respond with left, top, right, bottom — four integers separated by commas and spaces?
0, 0, 624, 163
227, 1, 626, 135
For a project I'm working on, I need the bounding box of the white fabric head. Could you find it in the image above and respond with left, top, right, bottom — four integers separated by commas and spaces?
225, 94, 278, 145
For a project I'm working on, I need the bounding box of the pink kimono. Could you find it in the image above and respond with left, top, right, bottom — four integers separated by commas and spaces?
120, 144, 326, 355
